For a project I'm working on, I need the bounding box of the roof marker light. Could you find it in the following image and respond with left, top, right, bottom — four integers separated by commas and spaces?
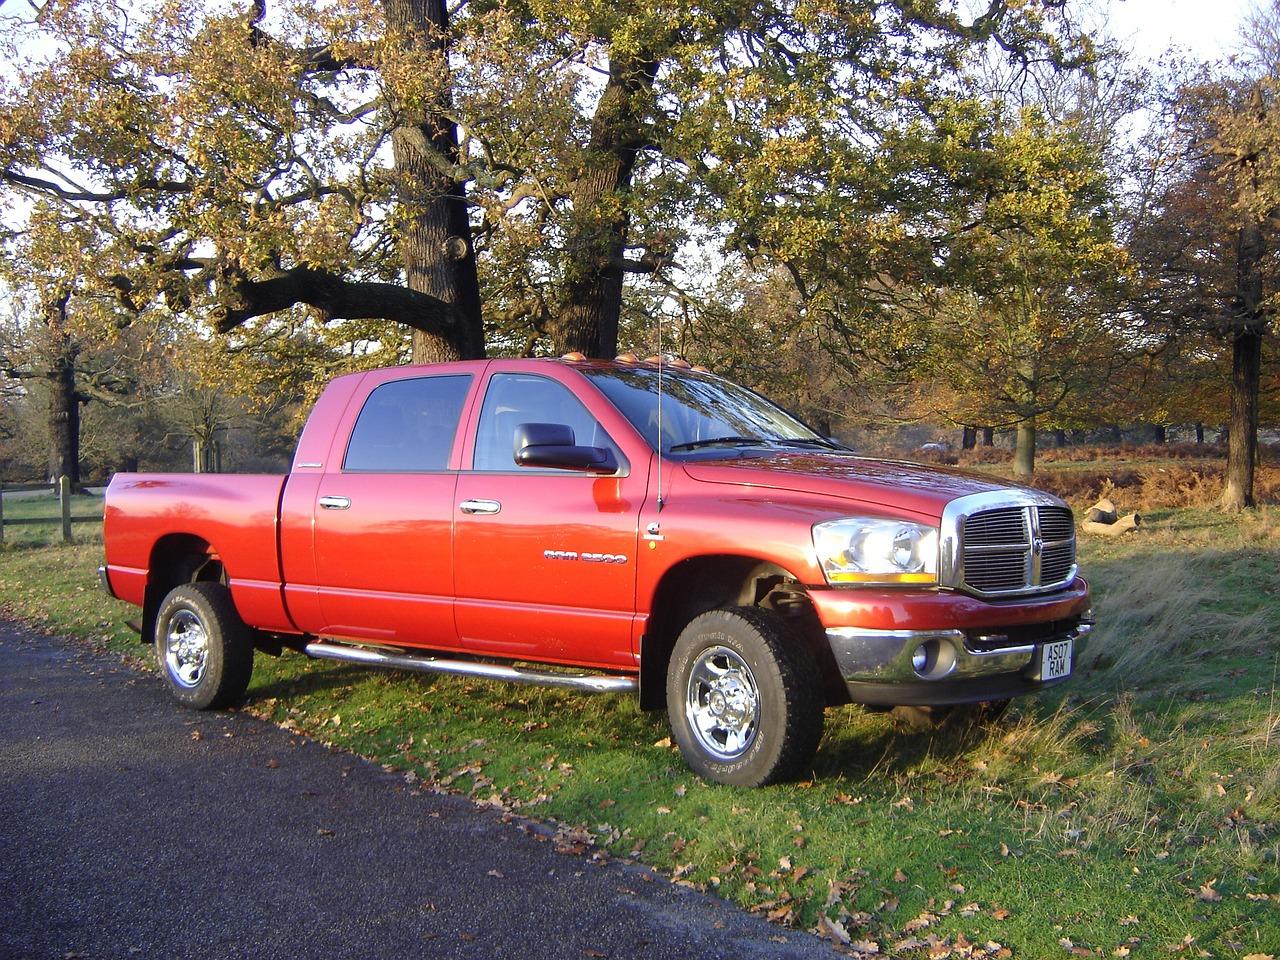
560, 351, 587, 361
615, 352, 639, 363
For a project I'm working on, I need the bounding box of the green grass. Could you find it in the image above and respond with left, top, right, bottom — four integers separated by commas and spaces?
1, 509, 1277, 958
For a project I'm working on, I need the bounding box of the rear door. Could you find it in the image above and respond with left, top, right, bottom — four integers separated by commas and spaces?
311, 370, 477, 648
453, 367, 648, 668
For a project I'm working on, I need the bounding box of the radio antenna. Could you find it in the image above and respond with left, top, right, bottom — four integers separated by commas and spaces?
656, 317, 665, 511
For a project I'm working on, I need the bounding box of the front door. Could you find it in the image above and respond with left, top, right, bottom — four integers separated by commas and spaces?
453, 370, 647, 668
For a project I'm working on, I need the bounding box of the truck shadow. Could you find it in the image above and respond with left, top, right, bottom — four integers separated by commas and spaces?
246, 657, 449, 704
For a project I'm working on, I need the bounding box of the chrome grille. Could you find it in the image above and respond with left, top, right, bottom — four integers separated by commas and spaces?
962, 508, 1027, 546
953, 502, 1077, 597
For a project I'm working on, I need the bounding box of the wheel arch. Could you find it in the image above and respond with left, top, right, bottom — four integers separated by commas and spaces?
638, 554, 844, 710
142, 534, 226, 645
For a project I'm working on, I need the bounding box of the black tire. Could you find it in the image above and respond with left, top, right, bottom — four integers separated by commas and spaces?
666, 607, 824, 787
890, 700, 1011, 731
154, 582, 254, 710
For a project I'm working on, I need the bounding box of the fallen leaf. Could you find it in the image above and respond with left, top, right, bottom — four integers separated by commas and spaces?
893, 868, 908, 883
849, 940, 880, 955
999, 842, 1011, 857
583, 950, 608, 958
1241, 955, 1275, 960
816, 915, 851, 945
487, 869, 504, 879
317, 828, 335, 837
1196, 882, 1222, 902
674, 785, 687, 797
778, 855, 793, 871
266, 759, 279, 769
597, 798, 615, 809
190, 729, 202, 741
991, 907, 1012, 920
653, 737, 672, 748
1112, 949, 1130, 958
1118, 916, 1139, 926
331, 714, 341, 726
655, 806, 671, 815
459, 932, 476, 942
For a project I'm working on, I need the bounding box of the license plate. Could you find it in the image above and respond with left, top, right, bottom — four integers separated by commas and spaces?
1040, 639, 1073, 681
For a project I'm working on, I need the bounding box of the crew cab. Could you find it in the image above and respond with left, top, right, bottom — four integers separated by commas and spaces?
101, 356, 1092, 786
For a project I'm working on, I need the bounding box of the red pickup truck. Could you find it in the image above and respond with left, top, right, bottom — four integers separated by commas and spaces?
101, 356, 1091, 786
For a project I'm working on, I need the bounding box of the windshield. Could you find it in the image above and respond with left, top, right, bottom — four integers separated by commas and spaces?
583, 366, 833, 455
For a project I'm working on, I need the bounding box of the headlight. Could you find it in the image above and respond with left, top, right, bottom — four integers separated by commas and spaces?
812, 518, 939, 585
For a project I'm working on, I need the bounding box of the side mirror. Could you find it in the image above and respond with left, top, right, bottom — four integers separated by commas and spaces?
513, 422, 618, 473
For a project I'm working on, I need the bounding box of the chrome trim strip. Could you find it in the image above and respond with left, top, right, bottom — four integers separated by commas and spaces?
304, 642, 638, 693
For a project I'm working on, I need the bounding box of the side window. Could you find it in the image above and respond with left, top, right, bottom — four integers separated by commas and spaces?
344, 375, 471, 472
472, 373, 616, 471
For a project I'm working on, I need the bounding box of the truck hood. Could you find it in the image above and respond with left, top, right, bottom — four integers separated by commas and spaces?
680, 451, 1030, 520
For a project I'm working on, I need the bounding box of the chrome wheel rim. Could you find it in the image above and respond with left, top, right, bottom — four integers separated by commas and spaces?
685, 645, 760, 761
164, 608, 209, 688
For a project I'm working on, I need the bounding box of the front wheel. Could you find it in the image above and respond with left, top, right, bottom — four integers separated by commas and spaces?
666, 607, 823, 787
154, 582, 254, 710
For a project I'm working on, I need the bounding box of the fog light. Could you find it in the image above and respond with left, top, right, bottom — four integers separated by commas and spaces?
909, 637, 957, 680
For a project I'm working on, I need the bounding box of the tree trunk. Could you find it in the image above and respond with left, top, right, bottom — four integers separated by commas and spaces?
1013, 420, 1036, 477
1195, 422, 1204, 444
1220, 214, 1264, 512
47, 344, 81, 488
980, 426, 994, 446
1153, 424, 1166, 444
961, 426, 977, 450
554, 56, 658, 358
1106, 424, 1121, 443
1052, 428, 1066, 448
43, 292, 81, 489
1221, 328, 1262, 510
382, 0, 484, 363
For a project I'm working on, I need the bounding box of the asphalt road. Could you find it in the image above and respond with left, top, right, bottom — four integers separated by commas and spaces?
0, 621, 834, 960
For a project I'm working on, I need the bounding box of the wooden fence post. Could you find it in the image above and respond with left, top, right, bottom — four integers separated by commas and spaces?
60, 474, 72, 543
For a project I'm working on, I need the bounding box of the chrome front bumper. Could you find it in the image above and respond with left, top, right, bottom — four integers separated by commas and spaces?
826, 618, 1093, 687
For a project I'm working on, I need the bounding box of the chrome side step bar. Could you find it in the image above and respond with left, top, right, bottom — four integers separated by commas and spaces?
303, 642, 638, 694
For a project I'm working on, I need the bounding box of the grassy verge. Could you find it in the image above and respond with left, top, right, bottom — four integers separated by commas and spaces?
1, 509, 1277, 958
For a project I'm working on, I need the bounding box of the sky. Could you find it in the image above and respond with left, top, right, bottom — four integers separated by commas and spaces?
1107, 0, 1258, 61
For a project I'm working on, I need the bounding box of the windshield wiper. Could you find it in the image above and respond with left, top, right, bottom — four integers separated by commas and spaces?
775, 437, 845, 450
668, 436, 769, 452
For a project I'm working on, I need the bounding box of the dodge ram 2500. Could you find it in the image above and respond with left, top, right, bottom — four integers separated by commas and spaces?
101, 355, 1092, 786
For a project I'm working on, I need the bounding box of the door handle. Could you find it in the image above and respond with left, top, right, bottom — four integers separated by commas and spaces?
459, 499, 501, 515
319, 496, 351, 510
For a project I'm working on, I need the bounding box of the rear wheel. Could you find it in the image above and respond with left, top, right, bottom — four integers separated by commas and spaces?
154, 582, 254, 710
666, 607, 823, 787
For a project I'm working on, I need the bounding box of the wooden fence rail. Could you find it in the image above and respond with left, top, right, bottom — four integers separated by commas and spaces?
0, 476, 103, 543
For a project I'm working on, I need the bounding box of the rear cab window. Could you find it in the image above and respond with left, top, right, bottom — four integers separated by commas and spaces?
343, 375, 472, 472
